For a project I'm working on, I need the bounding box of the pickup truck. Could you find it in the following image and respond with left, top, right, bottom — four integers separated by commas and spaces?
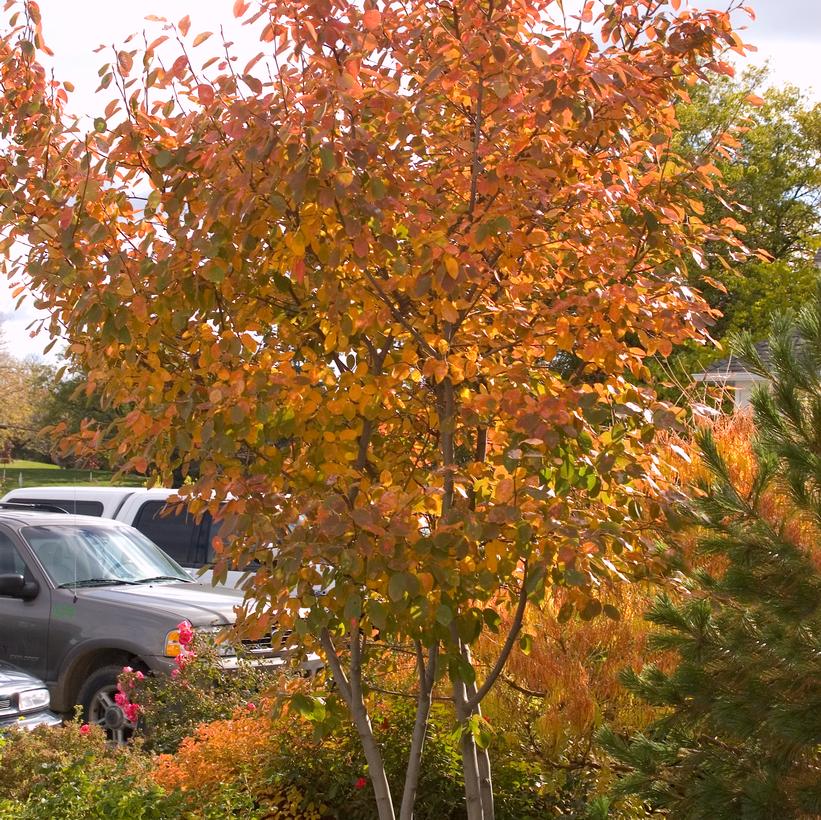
0, 505, 263, 742
0, 487, 235, 585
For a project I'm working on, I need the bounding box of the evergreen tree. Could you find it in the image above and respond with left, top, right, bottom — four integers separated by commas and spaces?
601, 284, 821, 819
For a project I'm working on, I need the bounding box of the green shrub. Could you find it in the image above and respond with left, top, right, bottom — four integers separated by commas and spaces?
0, 722, 181, 819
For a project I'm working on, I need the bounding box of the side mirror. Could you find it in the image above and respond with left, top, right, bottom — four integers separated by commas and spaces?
0, 573, 39, 600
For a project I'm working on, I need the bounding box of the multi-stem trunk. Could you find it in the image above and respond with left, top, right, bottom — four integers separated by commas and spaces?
320, 628, 396, 820
438, 373, 492, 819
452, 664, 487, 820
399, 642, 439, 820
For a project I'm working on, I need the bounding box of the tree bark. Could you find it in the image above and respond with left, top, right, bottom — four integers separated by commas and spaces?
320, 628, 396, 820
399, 642, 439, 820
466, 675, 495, 818
449, 625, 486, 820
453, 670, 486, 820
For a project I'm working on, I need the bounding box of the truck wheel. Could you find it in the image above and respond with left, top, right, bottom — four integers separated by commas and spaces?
77, 665, 137, 744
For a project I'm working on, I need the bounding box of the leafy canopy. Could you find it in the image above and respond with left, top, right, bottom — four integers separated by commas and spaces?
0, 0, 750, 815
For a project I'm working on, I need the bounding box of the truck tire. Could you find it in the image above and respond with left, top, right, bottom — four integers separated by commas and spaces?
77, 664, 137, 744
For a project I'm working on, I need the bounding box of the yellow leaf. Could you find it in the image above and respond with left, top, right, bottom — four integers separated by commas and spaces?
441, 302, 459, 323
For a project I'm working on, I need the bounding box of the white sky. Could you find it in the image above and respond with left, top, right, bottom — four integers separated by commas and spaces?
2, 0, 819, 360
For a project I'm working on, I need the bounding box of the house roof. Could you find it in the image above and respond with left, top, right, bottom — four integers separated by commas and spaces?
693, 340, 771, 383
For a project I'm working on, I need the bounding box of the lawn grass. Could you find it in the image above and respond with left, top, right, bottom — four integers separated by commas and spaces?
0, 460, 144, 493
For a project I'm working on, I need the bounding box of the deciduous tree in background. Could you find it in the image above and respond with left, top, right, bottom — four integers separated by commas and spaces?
657, 67, 821, 400
0, 0, 750, 816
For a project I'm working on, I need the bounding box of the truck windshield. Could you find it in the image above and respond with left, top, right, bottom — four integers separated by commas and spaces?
21, 524, 192, 588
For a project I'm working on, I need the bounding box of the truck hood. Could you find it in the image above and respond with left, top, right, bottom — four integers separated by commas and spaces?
0, 661, 46, 693
75, 582, 243, 626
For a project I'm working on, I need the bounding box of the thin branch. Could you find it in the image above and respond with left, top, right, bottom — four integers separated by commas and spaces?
319, 628, 352, 704
466, 561, 530, 711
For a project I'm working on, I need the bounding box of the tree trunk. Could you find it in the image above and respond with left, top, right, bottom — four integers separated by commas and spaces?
462, 648, 496, 818
459, 673, 492, 817
475, 722, 495, 817
450, 630, 485, 820
320, 628, 396, 820
456, 691, 485, 820
351, 696, 396, 820
438, 376, 486, 818
399, 643, 438, 820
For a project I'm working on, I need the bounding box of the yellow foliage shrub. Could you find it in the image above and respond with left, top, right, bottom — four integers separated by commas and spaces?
153, 706, 327, 820
668, 412, 821, 568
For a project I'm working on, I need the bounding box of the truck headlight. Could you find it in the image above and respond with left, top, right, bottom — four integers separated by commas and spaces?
164, 628, 183, 657
18, 688, 50, 713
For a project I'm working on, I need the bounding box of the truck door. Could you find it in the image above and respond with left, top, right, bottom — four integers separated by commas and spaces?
0, 526, 50, 681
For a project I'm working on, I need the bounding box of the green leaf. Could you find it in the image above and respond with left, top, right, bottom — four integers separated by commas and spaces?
319, 145, 335, 172
467, 715, 494, 749
154, 150, 173, 169
388, 571, 418, 602
565, 568, 587, 587
525, 564, 547, 596
388, 573, 407, 602
519, 633, 533, 655
292, 693, 319, 718
449, 655, 476, 685
269, 193, 287, 216
483, 608, 501, 632
457, 610, 483, 643
603, 604, 621, 621
93, 117, 106, 133
435, 604, 453, 626
367, 600, 387, 631
344, 594, 362, 623
200, 265, 225, 284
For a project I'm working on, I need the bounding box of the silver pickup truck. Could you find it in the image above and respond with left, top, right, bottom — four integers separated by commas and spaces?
0, 504, 275, 742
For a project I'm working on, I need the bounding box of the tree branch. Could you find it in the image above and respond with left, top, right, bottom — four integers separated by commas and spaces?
466, 562, 529, 711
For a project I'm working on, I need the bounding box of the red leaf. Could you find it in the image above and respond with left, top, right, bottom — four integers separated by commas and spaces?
233, 0, 250, 17
197, 84, 215, 105
292, 257, 305, 284
179, 15, 191, 36
170, 55, 189, 78
117, 50, 133, 76
363, 9, 382, 31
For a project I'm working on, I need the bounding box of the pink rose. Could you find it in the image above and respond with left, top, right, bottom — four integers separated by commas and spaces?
123, 703, 140, 724
246, 702, 256, 712
354, 776, 368, 790
177, 621, 195, 647
79, 724, 91, 735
